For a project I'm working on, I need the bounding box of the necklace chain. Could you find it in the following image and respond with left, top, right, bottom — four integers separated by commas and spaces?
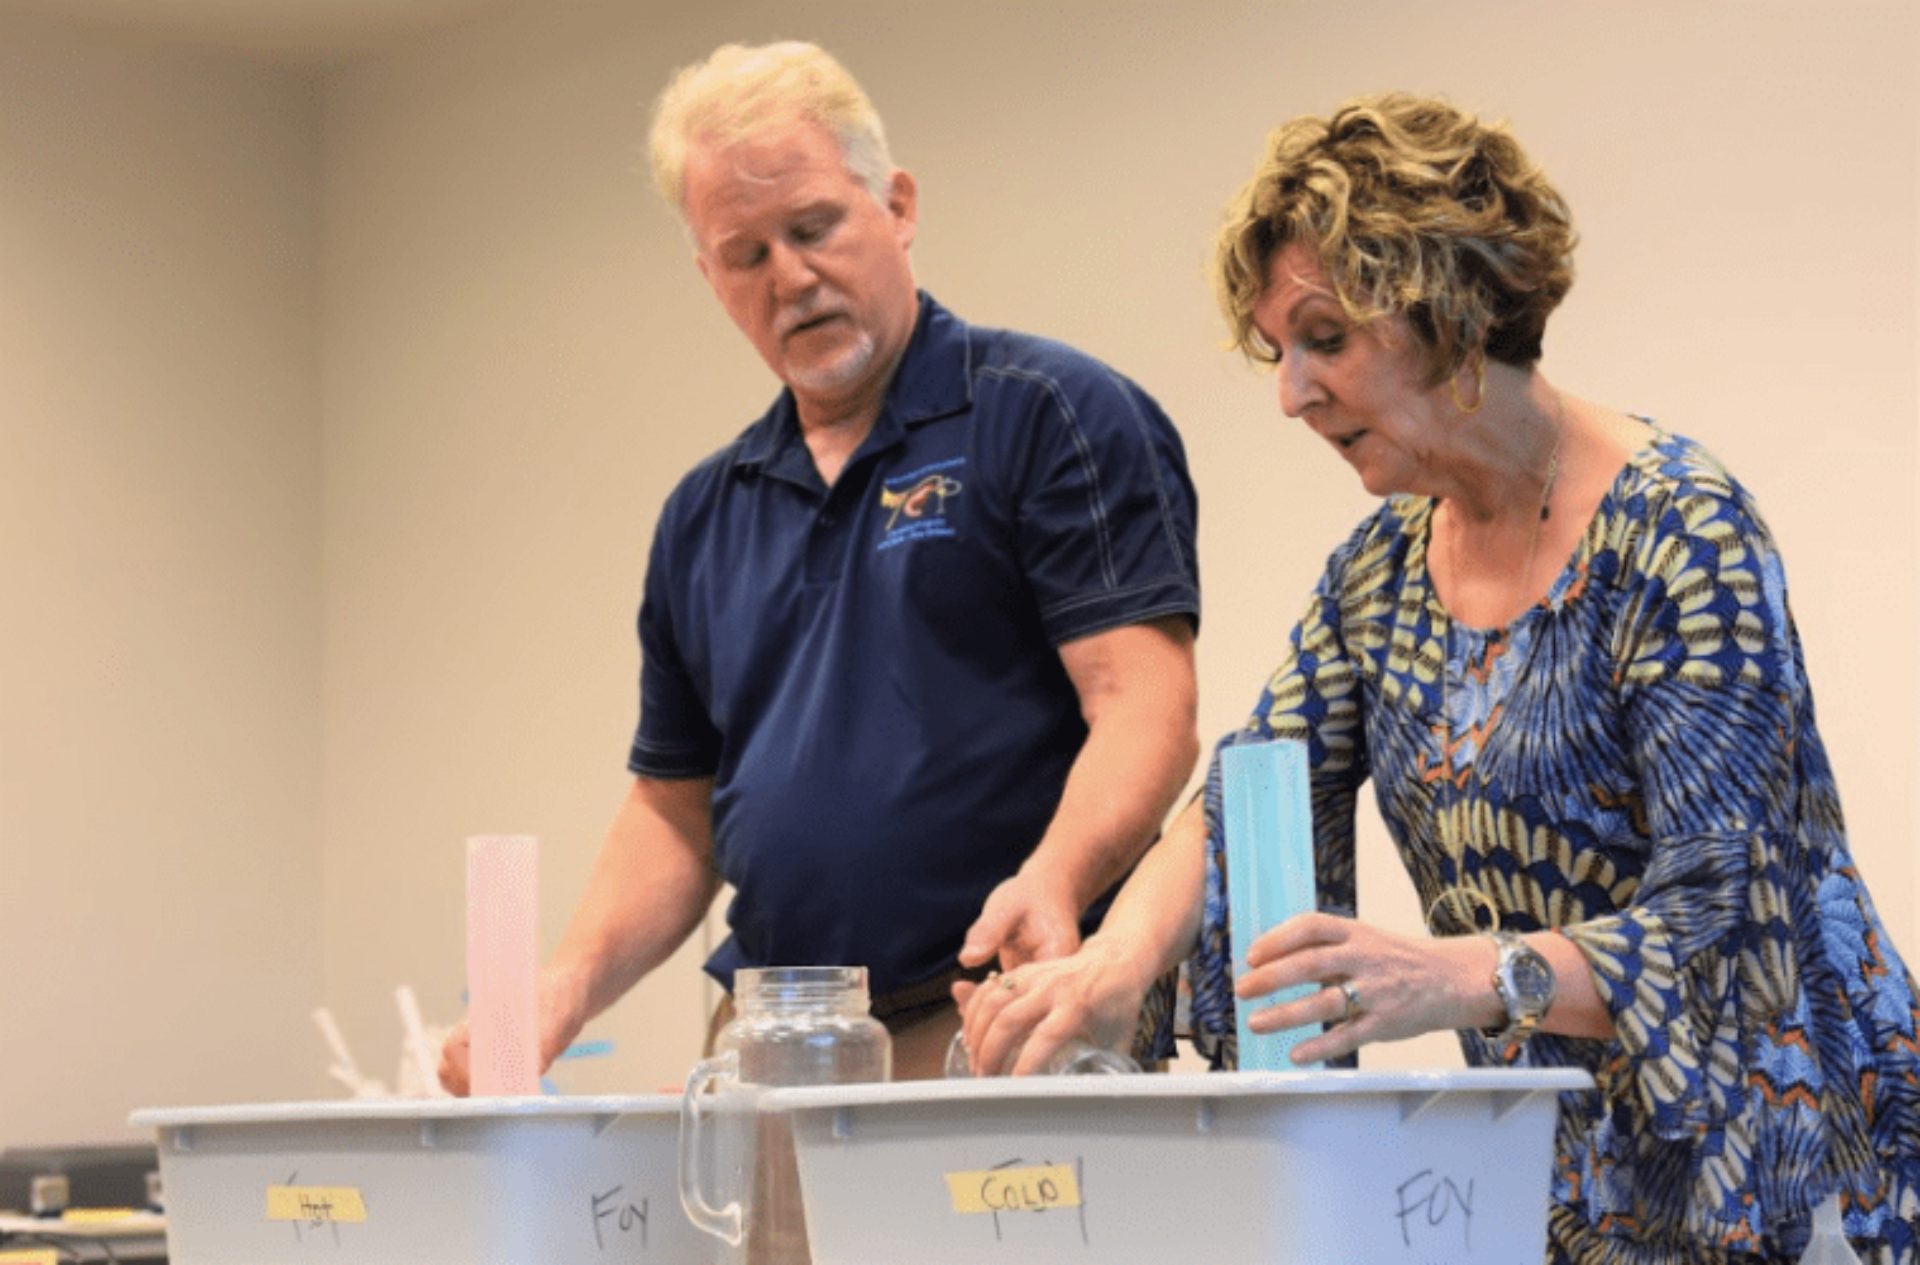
1426, 392, 1567, 937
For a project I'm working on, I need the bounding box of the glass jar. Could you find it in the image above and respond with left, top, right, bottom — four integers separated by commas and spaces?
680, 966, 891, 1264
722, 965, 892, 1086
944, 1029, 1139, 1077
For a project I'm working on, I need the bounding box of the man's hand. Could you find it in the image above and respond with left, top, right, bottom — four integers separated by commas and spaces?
438, 965, 592, 1096
958, 869, 1083, 971
437, 776, 720, 1096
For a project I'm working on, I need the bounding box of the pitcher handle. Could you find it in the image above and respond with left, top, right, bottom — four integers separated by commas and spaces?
678, 1049, 744, 1246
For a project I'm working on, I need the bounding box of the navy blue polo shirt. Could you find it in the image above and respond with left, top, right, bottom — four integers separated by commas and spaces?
630, 293, 1199, 998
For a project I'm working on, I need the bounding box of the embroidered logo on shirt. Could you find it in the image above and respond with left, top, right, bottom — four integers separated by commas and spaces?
877, 458, 965, 550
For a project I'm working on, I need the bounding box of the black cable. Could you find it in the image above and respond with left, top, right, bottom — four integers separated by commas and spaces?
0, 1228, 86, 1261
0, 1226, 125, 1263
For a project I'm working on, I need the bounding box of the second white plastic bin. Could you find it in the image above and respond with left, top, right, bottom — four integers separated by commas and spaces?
767, 1068, 1590, 1265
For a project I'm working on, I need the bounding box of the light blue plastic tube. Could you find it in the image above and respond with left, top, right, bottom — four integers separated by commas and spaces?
1219, 738, 1319, 1071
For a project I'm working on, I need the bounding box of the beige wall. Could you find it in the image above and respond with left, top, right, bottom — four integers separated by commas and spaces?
320, 0, 1918, 1080
0, 23, 328, 1142
4, 0, 1915, 1141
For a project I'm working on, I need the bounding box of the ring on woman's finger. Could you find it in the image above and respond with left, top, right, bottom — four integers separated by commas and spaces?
1339, 980, 1362, 1024
1000, 973, 1019, 993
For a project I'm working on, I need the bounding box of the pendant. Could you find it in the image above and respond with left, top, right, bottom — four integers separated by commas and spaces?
1425, 885, 1500, 938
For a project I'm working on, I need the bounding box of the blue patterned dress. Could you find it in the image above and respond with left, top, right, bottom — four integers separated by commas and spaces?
1188, 427, 1920, 1263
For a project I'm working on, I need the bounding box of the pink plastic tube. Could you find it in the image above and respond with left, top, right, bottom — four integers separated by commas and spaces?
466, 834, 540, 1096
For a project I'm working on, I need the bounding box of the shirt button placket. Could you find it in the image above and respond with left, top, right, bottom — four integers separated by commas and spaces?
805, 493, 850, 586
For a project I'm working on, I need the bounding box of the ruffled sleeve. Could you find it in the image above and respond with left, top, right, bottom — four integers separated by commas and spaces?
1554, 467, 1846, 1241
1559, 474, 1795, 1123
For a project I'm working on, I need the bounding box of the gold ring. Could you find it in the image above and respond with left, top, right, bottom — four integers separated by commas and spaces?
1339, 981, 1362, 1023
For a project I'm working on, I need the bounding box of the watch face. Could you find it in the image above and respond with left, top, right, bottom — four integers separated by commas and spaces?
1509, 951, 1555, 1007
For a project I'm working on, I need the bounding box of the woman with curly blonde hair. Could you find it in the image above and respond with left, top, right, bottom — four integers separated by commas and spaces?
957, 93, 1920, 1263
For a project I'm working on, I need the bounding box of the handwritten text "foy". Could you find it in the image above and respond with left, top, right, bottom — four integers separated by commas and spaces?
591, 1188, 648, 1250
1394, 1169, 1474, 1252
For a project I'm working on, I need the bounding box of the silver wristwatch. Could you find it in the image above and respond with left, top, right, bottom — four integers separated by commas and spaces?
1487, 930, 1555, 1048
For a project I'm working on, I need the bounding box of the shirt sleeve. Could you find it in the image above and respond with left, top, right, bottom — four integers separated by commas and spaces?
1004, 365, 1200, 644
627, 505, 723, 779
1552, 473, 1849, 1239
1189, 532, 1375, 1068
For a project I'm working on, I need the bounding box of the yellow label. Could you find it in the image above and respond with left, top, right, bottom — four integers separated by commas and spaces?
61, 1208, 140, 1223
0, 1250, 60, 1265
265, 1185, 368, 1223
945, 1163, 1081, 1214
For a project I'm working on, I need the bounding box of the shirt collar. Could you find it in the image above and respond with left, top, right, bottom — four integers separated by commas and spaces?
730, 292, 973, 479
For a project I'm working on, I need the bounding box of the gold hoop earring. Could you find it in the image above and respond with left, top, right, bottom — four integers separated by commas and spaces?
1449, 357, 1486, 416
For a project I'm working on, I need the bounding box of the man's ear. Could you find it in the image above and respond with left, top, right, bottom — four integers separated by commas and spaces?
693, 247, 724, 303
887, 168, 919, 250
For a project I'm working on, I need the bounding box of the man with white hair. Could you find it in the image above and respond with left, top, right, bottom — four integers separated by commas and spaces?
442, 40, 1199, 1085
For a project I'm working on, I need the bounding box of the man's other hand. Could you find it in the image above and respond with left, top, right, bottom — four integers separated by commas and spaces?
957, 870, 1082, 972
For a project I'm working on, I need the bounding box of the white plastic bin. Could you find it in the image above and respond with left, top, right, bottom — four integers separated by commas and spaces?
129, 1096, 718, 1264
766, 1068, 1591, 1265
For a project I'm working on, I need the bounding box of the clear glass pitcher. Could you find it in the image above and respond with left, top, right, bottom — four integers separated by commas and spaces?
680, 966, 891, 1264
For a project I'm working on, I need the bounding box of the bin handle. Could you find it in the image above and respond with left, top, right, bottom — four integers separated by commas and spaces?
679, 1049, 744, 1246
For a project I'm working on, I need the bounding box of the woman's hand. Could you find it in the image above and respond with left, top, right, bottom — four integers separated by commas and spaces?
1236, 912, 1505, 1064
952, 935, 1155, 1076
